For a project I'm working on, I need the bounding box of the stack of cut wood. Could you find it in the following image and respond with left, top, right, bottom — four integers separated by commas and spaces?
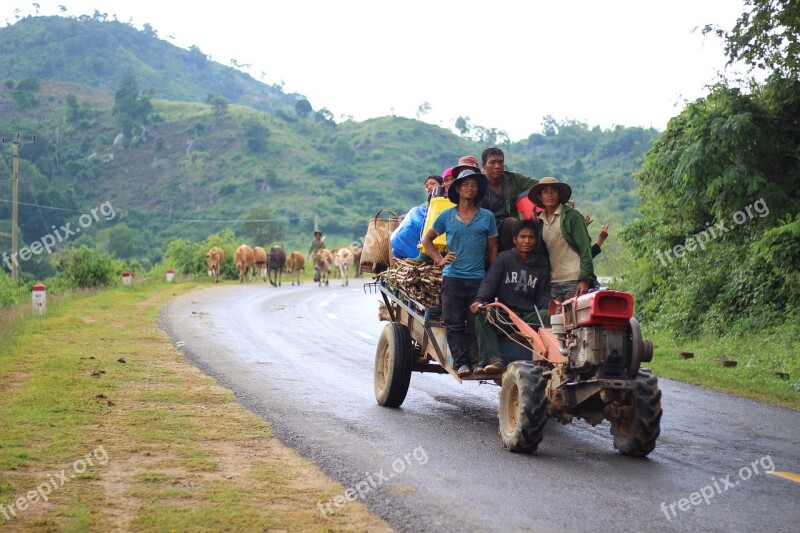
379, 259, 443, 308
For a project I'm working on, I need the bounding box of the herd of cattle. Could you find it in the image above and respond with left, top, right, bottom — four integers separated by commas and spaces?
204, 244, 363, 287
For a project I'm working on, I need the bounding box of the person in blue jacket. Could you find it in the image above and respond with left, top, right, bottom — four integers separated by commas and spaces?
390, 174, 443, 259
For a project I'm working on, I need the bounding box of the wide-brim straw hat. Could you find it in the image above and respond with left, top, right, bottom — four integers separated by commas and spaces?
448, 168, 489, 204
527, 177, 573, 208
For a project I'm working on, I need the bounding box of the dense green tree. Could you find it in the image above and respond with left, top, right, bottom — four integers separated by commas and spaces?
705, 0, 800, 77
315, 107, 335, 126
622, 0, 800, 336
66, 93, 80, 121
455, 116, 470, 136
294, 98, 312, 118
240, 208, 283, 246
112, 75, 152, 136
101, 223, 140, 260
244, 119, 270, 153
206, 93, 229, 120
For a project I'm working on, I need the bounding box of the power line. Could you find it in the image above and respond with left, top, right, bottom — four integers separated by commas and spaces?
171, 216, 313, 223
0, 198, 84, 213
0, 199, 312, 224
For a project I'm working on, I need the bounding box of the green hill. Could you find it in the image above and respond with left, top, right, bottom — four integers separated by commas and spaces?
0, 15, 658, 279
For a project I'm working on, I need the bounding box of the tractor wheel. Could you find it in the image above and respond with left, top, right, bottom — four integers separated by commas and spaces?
374, 322, 412, 407
610, 369, 662, 456
498, 361, 548, 453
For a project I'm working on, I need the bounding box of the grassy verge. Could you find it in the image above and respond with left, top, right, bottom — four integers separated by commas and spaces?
646, 327, 800, 410
0, 278, 390, 531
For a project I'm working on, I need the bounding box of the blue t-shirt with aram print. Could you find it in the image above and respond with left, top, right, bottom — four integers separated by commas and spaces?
432, 207, 497, 279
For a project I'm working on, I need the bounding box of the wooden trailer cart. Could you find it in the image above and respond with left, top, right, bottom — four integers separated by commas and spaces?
371, 279, 663, 456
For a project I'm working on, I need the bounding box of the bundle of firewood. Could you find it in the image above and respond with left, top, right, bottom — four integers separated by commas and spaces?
378, 259, 443, 308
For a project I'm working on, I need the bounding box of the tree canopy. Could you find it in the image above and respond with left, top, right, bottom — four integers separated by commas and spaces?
624, 1, 800, 337
705, 0, 800, 78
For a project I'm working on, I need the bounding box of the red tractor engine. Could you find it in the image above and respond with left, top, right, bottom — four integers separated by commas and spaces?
550, 290, 653, 378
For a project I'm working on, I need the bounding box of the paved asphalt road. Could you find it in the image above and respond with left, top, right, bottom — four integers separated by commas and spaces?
160, 283, 799, 532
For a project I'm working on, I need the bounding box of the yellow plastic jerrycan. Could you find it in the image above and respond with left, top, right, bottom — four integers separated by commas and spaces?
418, 188, 455, 252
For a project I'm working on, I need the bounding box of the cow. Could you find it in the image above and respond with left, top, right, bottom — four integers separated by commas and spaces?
315, 249, 334, 287
334, 247, 354, 286
233, 244, 255, 284
253, 246, 268, 281
286, 252, 305, 286
328, 247, 340, 279
349, 244, 363, 278
267, 245, 286, 287
205, 246, 225, 284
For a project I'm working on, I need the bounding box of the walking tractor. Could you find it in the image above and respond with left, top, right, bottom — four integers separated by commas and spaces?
371, 273, 662, 456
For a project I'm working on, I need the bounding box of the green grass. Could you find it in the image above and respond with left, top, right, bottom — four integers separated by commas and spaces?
0, 277, 389, 531
646, 328, 800, 409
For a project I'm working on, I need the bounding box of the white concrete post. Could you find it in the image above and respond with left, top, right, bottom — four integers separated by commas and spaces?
31, 283, 46, 315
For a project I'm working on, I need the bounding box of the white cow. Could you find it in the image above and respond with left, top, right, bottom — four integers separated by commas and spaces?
334, 247, 354, 286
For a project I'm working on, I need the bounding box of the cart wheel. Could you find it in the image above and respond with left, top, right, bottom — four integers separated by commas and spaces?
498, 361, 548, 453
374, 322, 412, 407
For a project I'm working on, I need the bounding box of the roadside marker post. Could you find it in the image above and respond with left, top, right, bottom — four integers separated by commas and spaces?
31, 283, 46, 316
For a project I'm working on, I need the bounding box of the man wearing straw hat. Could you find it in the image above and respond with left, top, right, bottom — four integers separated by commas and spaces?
421, 168, 498, 378
308, 230, 325, 282
527, 177, 595, 301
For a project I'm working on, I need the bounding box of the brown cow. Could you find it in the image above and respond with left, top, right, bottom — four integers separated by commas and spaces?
205, 246, 225, 283
253, 246, 268, 281
268, 246, 286, 287
315, 249, 334, 287
286, 252, 305, 286
349, 244, 363, 278
233, 244, 255, 284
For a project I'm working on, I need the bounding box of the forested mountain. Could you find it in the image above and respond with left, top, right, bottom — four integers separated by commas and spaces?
0, 15, 300, 113
0, 14, 657, 280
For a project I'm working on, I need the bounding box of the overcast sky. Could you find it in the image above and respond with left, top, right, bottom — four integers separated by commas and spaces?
6, 1, 747, 140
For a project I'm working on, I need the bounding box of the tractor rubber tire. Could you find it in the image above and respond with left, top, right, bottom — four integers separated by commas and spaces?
610, 369, 662, 457
498, 361, 548, 453
374, 322, 412, 407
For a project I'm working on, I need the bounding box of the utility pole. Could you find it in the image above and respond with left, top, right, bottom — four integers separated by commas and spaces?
2, 134, 36, 281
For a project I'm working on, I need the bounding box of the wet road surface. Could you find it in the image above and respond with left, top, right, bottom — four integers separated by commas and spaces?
160, 284, 800, 532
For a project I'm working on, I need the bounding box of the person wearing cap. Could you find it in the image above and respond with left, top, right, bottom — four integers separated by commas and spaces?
441, 166, 455, 193
421, 168, 498, 378
479, 147, 539, 252
528, 177, 595, 301
469, 219, 551, 374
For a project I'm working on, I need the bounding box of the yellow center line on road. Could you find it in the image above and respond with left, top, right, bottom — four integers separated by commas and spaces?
770, 471, 800, 483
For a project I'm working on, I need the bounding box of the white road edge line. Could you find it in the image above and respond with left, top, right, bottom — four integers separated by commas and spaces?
326, 313, 337, 320
354, 331, 374, 340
